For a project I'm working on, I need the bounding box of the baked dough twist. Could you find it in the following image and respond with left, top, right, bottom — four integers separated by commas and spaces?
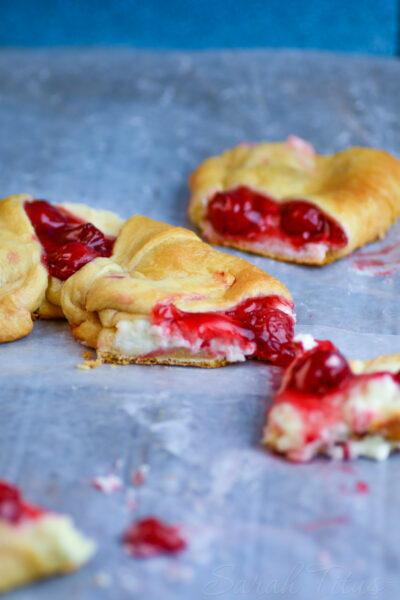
0, 194, 123, 343
61, 215, 294, 367
189, 139, 400, 264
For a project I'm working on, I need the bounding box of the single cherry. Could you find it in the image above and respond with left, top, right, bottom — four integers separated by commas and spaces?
394, 371, 400, 384
46, 242, 98, 280
0, 481, 23, 524
226, 298, 295, 366
281, 201, 325, 238
287, 344, 352, 395
123, 517, 186, 557
208, 187, 279, 236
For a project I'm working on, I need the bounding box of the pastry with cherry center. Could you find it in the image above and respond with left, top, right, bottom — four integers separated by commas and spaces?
188, 136, 400, 265
60, 215, 295, 367
263, 335, 400, 461
0, 480, 95, 593
0, 194, 123, 343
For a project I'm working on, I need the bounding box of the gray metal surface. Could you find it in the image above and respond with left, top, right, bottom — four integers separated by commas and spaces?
1, 49, 399, 599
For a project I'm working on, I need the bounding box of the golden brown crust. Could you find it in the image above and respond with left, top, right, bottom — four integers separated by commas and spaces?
188, 140, 400, 265
0, 195, 123, 342
99, 349, 228, 368
0, 194, 48, 342
61, 215, 293, 367
350, 354, 400, 375
0, 514, 95, 593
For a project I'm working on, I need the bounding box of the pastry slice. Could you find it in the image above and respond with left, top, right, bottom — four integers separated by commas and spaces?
188, 136, 400, 265
263, 335, 400, 461
61, 215, 295, 367
0, 480, 95, 593
0, 194, 123, 342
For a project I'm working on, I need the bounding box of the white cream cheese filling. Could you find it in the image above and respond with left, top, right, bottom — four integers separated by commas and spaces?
114, 318, 255, 362
265, 375, 400, 461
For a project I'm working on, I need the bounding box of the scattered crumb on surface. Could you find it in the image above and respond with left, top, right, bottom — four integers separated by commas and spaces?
110, 364, 117, 369
77, 358, 102, 370
93, 572, 112, 588
132, 464, 149, 486
90, 474, 123, 494
82, 351, 92, 360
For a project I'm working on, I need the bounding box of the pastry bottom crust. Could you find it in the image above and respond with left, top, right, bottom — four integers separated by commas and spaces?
98, 349, 228, 368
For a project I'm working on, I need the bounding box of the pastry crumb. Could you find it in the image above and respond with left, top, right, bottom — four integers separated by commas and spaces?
90, 474, 123, 494
77, 359, 102, 370
82, 351, 92, 360
93, 572, 112, 588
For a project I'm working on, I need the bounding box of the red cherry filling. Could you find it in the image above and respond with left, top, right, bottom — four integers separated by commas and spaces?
208, 187, 279, 236
0, 480, 45, 524
281, 201, 324, 238
286, 342, 352, 396
207, 187, 347, 248
46, 242, 99, 281
153, 296, 295, 367
23, 199, 81, 233
225, 298, 295, 366
25, 200, 115, 280
123, 517, 186, 557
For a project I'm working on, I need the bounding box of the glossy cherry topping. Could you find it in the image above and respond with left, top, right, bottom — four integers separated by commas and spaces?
123, 517, 186, 557
286, 341, 352, 396
281, 201, 324, 238
25, 200, 115, 280
153, 296, 295, 367
208, 187, 279, 236
0, 480, 45, 524
225, 297, 295, 366
207, 186, 347, 248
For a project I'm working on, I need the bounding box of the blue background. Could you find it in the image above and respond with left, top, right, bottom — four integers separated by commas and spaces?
0, 0, 399, 56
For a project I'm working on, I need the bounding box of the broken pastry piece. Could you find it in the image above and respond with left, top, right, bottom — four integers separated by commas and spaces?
0, 480, 95, 593
263, 335, 400, 461
0, 194, 123, 342
61, 215, 295, 367
188, 136, 400, 265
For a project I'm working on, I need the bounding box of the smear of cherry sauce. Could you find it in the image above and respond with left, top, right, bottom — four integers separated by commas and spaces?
0, 480, 45, 524
24, 200, 115, 280
153, 296, 295, 367
123, 517, 186, 557
208, 186, 347, 247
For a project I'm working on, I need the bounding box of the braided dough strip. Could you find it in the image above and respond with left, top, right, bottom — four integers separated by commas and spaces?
61, 215, 293, 367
